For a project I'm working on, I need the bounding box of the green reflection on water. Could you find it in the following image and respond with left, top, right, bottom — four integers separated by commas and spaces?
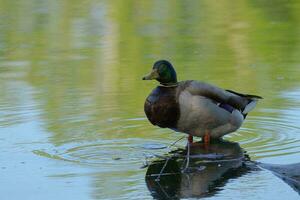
1, 0, 300, 199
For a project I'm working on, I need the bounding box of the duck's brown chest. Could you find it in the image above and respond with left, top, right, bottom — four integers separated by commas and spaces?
144, 86, 180, 128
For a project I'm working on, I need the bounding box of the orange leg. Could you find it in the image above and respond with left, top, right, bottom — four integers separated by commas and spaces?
188, 135, 193, 144
202, 130, 210, 145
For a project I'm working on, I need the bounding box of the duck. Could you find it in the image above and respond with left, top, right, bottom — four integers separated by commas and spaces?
143, 60, 262, 145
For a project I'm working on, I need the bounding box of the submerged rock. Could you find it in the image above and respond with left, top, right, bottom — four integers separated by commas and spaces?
258, 162, 300, 194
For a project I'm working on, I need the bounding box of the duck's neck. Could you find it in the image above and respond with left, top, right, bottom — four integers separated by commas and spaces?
160, 82, 178, 87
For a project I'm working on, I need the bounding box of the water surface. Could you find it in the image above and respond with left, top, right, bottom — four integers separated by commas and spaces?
1, 0, 300, 199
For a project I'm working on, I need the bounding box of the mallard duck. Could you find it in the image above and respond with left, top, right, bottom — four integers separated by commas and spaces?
143, 60, 262, 144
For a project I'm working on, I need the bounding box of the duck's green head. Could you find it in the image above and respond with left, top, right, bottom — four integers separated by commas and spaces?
142, 60, 178, 86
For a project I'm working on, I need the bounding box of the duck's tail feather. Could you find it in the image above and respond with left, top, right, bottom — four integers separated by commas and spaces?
242, 100, 258, 115
226, 89, 263, 115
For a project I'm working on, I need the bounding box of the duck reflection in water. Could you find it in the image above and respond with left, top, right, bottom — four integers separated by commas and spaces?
145, 140, 254, 199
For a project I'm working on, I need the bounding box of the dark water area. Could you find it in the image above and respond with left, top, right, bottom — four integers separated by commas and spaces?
145, 140, 251, 199
145, 141, 300, 199
1, 0, 300, 199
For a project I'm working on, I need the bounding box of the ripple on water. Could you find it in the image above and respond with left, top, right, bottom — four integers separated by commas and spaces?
32, 100, 300, 165
32, 137, 169, 171
232, 108, 300, 160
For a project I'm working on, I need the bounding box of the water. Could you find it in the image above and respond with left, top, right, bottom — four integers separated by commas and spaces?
1, 0, 300, 199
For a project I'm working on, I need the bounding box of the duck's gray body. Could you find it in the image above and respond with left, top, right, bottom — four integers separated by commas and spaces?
144, 80, 261, 138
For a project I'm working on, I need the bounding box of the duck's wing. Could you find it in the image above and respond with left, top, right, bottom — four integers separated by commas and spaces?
225, 89, 263, 100
182, 80, 261, 112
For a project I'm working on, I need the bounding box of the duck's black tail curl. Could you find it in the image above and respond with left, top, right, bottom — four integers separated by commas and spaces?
226, 89, 263, 100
